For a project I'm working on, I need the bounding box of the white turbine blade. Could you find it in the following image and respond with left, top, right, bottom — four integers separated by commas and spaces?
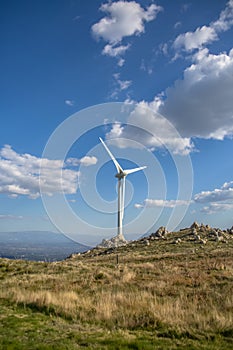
99, 137, 123, 173
124, 166, 147, 175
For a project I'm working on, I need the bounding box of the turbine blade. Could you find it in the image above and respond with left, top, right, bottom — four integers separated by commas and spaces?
99, 137, 123, 173
124, 166, 147, 175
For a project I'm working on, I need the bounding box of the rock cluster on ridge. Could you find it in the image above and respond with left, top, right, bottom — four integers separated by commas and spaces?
97, 234, 128, 249
131, 223, 233, 246
97, 223, 233, 249
68, 223, 233, 259
149, 226, 169, 239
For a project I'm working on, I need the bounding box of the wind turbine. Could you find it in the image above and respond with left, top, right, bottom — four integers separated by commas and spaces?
99, 137, 146, 240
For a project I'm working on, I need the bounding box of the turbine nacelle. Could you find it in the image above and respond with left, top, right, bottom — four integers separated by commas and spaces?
115, 171, 126, 179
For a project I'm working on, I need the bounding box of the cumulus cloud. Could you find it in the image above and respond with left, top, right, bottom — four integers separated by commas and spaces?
148, 1, 233, 143
174, 0, 233, 52
158, 48, 233, 139
107, 122, 124, 139
91, 1, 162, 62
106, 100, 194, 155
201, 203, 233, 214
107, 47, 233, 152
212, 0, 233, 32
66, 156, 97, 167
92, 1, 161, 43
0, 145, 97, 199
135, 182, 233, 214
103, 2, 233, 151
194, 181, 233, 214
102, 44, 130, 66
194, 181, 233, 203
173, 26, 217, 52
102, 43, 130, 57
135, 199, 191, 208
79, 156, 97, 166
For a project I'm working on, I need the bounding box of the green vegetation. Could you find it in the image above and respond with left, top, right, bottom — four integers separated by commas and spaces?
0, 227, 233, 349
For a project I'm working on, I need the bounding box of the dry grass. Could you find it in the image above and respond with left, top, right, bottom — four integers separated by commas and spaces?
1, 234, 233, 339
0, 232, 233, 344
5, 280, 232, 332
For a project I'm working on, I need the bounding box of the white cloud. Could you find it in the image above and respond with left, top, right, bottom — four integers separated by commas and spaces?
102, 43, 130, 57
135, 199, 191, 208
66, 156, 98, 167
160, 43, 168, 56
79, 156, 98, 166
174, 0, 233, 52
144, 2, 233, 144
158, 48, 233, 139
212, 0, 233, 32
201, 203, 233, 214
194, 181, 233, 203
111, 73, 132, 97
0, 145, 97, 199
119, 80, 132, 90
117, 58, 125, 67
65, 100, 75, 106
195, 181, 233, 214
102, 2, 233, 152
107, 122, 124, 139
135, 181, 233, 214
173, 26, 217, 52
106, 100, 194, 155
102, 44, 130, 66
92, 1, 162, 44
0, 214, 23, 220
174, 21, 181, 29
91, 1, 162, 61
107, 46, 233, 153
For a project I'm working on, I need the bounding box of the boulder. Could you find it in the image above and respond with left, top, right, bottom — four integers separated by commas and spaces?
97, 235, 128, 249
150, 226, 168, 239
190, 221, 199, 229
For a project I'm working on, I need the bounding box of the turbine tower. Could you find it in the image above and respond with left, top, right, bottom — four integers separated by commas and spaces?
99, 138, 146, 239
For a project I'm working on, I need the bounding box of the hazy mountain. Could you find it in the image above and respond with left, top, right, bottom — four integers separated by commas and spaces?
0, 231, 91, 261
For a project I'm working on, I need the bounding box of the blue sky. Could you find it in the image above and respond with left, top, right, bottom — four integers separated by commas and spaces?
1, 0, 233, 245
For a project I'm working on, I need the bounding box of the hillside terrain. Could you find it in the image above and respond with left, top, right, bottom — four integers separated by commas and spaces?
0, 223, 233, 349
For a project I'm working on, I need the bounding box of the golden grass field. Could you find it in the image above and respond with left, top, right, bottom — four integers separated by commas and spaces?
0, 225, 233, 349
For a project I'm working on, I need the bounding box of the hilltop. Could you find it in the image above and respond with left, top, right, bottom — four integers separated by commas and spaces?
0, 222, 233, 349
77, 222, 233, 257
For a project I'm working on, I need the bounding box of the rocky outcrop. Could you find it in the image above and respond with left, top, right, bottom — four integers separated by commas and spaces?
69, 223, 233, 260
149, 226, 169, 240
97, 234, 128, 249
190, 221, 200, 230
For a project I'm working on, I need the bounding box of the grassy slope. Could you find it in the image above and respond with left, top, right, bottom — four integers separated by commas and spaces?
0, 227, 233, 349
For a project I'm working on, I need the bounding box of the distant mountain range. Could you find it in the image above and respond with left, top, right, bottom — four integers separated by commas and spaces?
0, 231, 91, 261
